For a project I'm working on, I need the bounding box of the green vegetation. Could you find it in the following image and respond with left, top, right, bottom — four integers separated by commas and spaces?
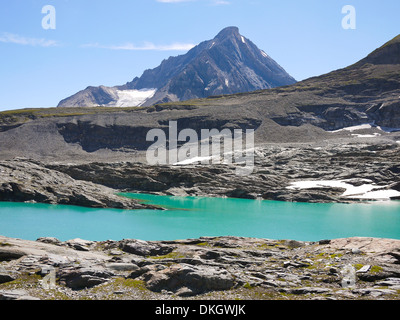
370, 265, 383, 273
112, 278, 147, 291
0, 106, 148, 126
148, 251, 186, 260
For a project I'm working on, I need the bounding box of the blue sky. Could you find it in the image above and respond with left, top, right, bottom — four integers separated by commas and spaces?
0, 0, 399, 111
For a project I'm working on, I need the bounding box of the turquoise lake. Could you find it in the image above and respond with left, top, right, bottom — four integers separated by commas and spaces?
0, 193, 400, 242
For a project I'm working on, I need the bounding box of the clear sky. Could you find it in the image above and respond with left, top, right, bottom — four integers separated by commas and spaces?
0, 0, 399, 111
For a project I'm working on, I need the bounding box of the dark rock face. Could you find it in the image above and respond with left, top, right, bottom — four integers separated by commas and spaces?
55, 116, 262, 152
57, 26, 296, 108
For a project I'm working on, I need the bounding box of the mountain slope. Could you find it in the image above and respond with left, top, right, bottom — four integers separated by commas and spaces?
1, 34, 400, 161
57, 27, 296, 108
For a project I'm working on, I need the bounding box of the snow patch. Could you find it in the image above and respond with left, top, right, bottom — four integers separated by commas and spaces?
114, 89, 156, 107
351, 133, 381, 138
287, 179, 400, 201
329, 123, 400, 134
241, 36, 246, 44
329, 124, 374, 133
174, 156, 214, 166
261, 50, 269, 58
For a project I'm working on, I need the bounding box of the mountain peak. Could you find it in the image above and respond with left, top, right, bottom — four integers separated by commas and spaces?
57, 26, 296, 108
214, 26, 240, 40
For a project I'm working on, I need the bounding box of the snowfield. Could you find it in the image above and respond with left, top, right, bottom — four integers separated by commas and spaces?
287, 179, 400, 200
113, 89, 157, 108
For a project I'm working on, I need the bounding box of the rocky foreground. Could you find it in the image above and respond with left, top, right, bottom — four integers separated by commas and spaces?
1, 235, 400, 300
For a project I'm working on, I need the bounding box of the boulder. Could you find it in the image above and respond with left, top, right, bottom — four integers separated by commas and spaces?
0, 271, 17, 284
143, 263, 234, 295
0, 290, 40, 300
64, 238, 95, 252
105, 263, 140, 272
59, 267, 114, 290
36, 237, 62, 246
119, 239, 174, 257
0, 247, 26, 262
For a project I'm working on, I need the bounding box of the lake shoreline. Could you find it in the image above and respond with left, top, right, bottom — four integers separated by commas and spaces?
1, 142, 400, 209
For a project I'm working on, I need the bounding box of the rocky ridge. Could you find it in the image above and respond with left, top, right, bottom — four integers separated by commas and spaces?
1, 235, 400, 300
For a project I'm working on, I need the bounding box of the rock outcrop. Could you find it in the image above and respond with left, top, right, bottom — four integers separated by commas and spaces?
0, 158, 157, 210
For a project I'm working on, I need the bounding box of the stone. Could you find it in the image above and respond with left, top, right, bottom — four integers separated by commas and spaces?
64, 238, 94, 251
0, 247, 26, 262
0, 272, 16, 284
59, 267, 114, 290
319, 240, 331, 245
283, 261, 310, 268
175, 287, 195, 297
351, 248, 362, 254
281, 287, 332, 295
119, 239, 174, 257
0, 290, 40, 300
388, 249, 400, 263
356, 265, 371, 273
105, 263, 140, 272
375, 277, 400, 287
352, 288, 397, 297
36, 237, 62, 245
144, 263, 234, 295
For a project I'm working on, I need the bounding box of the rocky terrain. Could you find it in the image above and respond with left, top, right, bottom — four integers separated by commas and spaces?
1, 235, 400, 300
0, 158, 158, 210
0, 140, 399, 208
1, 30, 400, 305
1, 140, 399, 207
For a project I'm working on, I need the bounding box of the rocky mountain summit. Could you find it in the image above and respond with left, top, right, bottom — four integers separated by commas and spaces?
57, 27, 296, 108
1, 235, 400, 300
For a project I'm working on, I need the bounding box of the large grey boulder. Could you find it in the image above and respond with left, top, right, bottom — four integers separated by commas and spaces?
58, 267, 114, 290
0, 247, 26, 262
119, 239, 174, 257
143, 263, 234, 296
